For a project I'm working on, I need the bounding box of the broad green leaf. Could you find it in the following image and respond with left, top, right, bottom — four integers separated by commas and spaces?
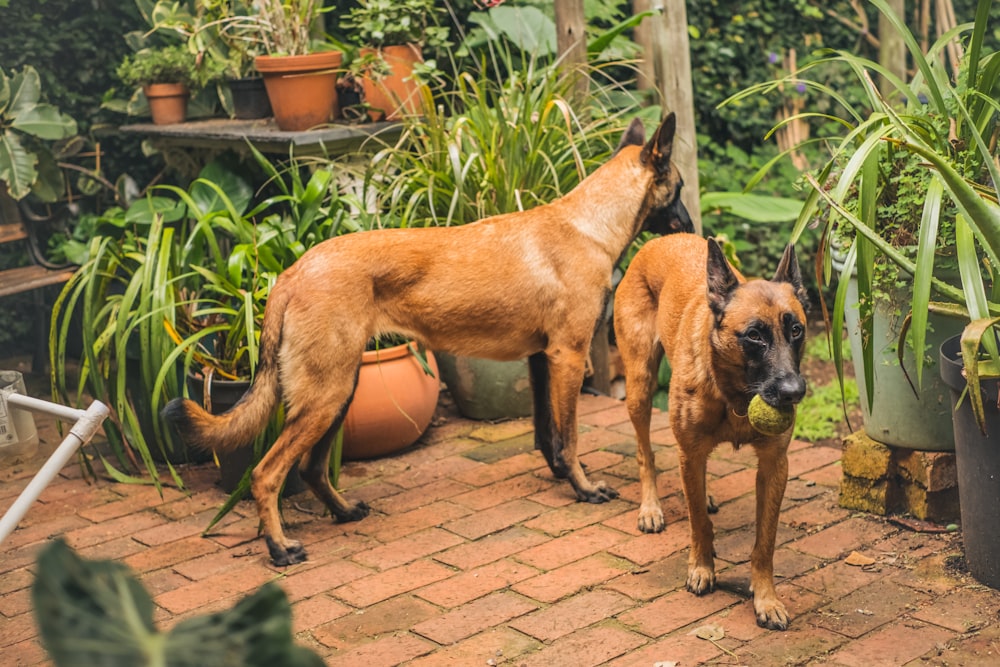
0, 68, 10, 115
700, 192, 802, 223
0, 129, 38, 199
10, 104, 76, 139
483, 6, 557, 55
30, 145, 65, 202
7, 65, 42, 119
588, 10, 655, 56
190, 159, 253, 216
126, 196, 186, 225
33, 540, 158, 667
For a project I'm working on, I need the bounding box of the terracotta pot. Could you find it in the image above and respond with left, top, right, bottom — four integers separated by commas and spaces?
342, 342, 440, 460
255, 51, 342, 131
143, 83, 189, 125
358, 44, 424, 121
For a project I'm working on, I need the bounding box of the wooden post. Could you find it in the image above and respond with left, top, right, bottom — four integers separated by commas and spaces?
631, 0, 657, 95
650, 0, 702, 234
554, 0, 589, 108
879, 0, 907, 96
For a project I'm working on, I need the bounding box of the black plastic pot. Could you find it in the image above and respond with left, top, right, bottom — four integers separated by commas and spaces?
940, 334, 1000, 589
228, 77, 272, 120
188, 374, 304, 497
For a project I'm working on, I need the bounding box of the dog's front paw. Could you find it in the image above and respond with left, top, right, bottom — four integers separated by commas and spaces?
578, 480, 619, 504
335, 500, 370, 523
686, 565, 715, 596
266, 537, 308, 567
754, 595, 789, 630
637, 503, 665, 533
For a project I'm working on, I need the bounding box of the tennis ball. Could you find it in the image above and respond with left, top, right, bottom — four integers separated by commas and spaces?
747, 394, 795, 436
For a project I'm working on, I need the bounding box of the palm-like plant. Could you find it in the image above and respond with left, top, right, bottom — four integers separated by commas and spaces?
733, 0, 999, 429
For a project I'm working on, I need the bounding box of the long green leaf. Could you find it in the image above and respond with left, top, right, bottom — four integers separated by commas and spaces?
909, 176, 944, 387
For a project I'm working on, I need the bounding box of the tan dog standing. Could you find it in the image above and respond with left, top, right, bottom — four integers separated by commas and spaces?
164, 114, 693, 566
613, 234, 809, 629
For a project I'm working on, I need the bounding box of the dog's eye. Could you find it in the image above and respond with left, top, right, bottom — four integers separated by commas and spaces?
746, 328, 763, 342
790, 324, 804, 339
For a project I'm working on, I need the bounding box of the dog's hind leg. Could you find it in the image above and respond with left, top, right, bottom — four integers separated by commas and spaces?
254, 378, 361, 566
529, 352, 567, 478
749, 440, 791, 630
614, 275, 666, 531
678, 435, 717, 596
546, 346, 619, 503
300, 407, 371, 525
622, 340, 665, 533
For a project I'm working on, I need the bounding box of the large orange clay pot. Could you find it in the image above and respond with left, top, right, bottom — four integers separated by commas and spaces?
358, 44, 424, 121
255, 51, 342, 131
143, 83, 189, 125
342, 342, 440, 460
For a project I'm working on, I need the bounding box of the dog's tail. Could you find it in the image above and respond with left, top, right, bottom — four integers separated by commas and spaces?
161, 288, 287, 453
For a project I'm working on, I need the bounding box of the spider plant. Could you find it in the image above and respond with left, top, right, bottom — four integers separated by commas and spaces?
367, 37, 648, 228
730, 0, 999, 430
50, 150, 367, 489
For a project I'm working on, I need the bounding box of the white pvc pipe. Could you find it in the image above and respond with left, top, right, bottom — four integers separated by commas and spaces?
5, 392, 87, 422
0, 399, 109, 546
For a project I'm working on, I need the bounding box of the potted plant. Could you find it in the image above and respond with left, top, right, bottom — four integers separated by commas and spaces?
144, 0, 272, 119
728, 0, 992, 452
341, 0, 449, 121
342, 335, 440, 461
116, 44, 202, 125
252, 0, 343, 131
757, 0, 999, 586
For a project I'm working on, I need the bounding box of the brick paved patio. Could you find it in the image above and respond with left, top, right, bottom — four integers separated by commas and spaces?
3, 371, 1000, 666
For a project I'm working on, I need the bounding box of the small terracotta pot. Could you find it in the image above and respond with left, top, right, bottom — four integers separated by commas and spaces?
358, 44, 424, 121
143, 83, 189, 125
255, 51, 342, 131
342, 342, 440, 460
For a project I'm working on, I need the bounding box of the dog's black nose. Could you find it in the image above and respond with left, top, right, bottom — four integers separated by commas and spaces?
775, 375, 807, 406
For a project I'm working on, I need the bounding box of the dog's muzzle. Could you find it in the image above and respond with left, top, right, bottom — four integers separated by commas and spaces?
763, 374, 807, 408
647, 198, 694, 236
672, 200, 694, 234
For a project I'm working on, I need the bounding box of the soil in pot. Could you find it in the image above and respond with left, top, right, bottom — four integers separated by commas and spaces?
342, 343, 440, 460
940, 335, 1000, 589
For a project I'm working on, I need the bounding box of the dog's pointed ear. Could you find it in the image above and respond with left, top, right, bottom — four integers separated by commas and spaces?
772, 243, 810, 312
614, 118, 646, 154
706, 238, 739, 322
640, 112, 677, 176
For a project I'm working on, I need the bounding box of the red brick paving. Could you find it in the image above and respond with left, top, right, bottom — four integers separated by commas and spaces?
2, 392, 999, 666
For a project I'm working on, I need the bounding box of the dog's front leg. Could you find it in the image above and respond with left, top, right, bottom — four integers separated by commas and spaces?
678, 437, 716, 595
750, 440, 791, 630
546, 348, 619, 503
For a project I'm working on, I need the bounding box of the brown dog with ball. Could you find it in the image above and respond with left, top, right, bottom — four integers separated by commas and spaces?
613, 233, 808, 629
